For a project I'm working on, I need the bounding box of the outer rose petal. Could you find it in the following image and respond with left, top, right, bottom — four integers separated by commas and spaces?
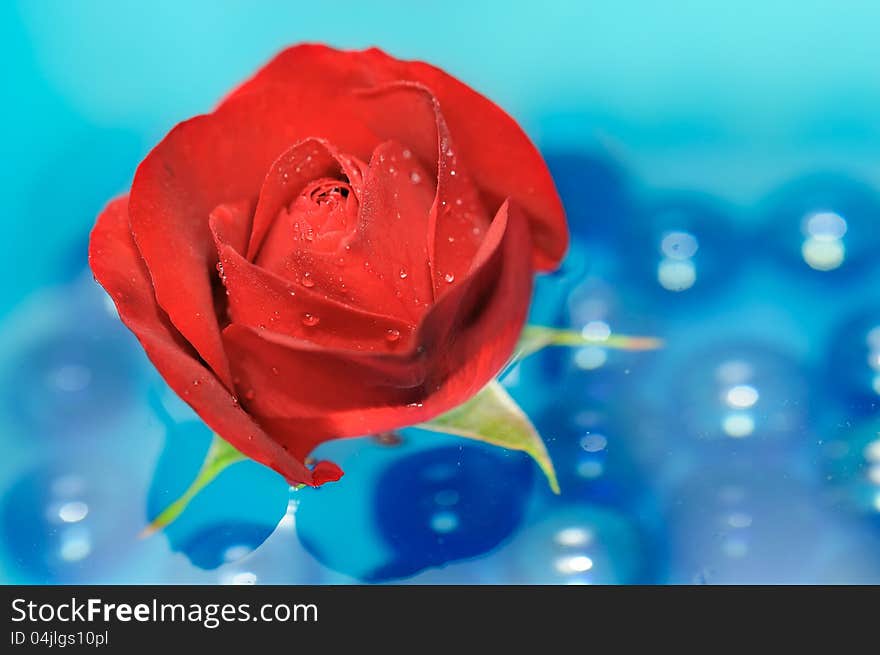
224, 44, 568, 270
88, 197, 341, 487
220, 200, 532, 451
128, 82, 377, 389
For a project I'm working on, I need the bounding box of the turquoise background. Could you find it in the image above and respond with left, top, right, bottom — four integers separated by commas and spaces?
3, 1, 880, 584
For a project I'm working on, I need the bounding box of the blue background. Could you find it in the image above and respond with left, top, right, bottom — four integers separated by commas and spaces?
3, 0, 880, 584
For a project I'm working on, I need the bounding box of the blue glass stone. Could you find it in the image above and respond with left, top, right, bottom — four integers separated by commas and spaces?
823, 307, 880, 416
664, 463, 863, 584
0, 278, 144, 441
759, 172, 880, 278
296, 435, 533, 582
629, 194, 740, 305
543, 150, 634, 246
146, 398, 290, 570
502, 505, 658, 584
668, 340, 812, 451
820, 417, 880, 521
533, 398, 647, 507
369, 445, 532, 581
0, 464, 143, 583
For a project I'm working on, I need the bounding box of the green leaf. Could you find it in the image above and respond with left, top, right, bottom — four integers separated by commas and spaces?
140, 434, 247, 538
514, 325, 663, 362
418, 380, 560, 494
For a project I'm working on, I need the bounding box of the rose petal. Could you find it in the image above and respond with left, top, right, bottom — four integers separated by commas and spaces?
247, 137, 367, 261
224, 44, 567, 270
220, 199, 532, 446
209, 200, 254, 257
214, 232, 416, 352
128, 84, 377, 388
352, 83, 491, 299
247, 138, 401, 315
348, 140, 436, 319
89, 196, 341, 487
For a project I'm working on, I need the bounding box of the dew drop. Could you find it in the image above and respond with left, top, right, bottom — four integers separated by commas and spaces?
450, 169, 457, 176
301, 313, 320, 327
402, 149, 412, 159
444, 273, 455, 283
271, 367, 280, 376
301, 272, 315, 288
399, 268, 408, 279
410, 171, 422, 184
385, 328, 401, 344
288, 289, 296, 297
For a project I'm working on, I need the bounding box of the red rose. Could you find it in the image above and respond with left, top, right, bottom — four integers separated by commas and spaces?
89, 44, 567, 487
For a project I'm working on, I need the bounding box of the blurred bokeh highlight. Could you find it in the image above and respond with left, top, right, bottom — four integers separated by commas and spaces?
3, 1, 880, 584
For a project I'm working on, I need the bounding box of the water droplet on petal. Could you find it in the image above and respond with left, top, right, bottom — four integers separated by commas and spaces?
271, 367, 279, 376
385, 328, 401, 344
410, 171, 422, 184
402, 149, 412, 159
301, 272, 315, 288
444, 273, 455, 283
301, 313, 320, 327
399, 268, 408, 279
